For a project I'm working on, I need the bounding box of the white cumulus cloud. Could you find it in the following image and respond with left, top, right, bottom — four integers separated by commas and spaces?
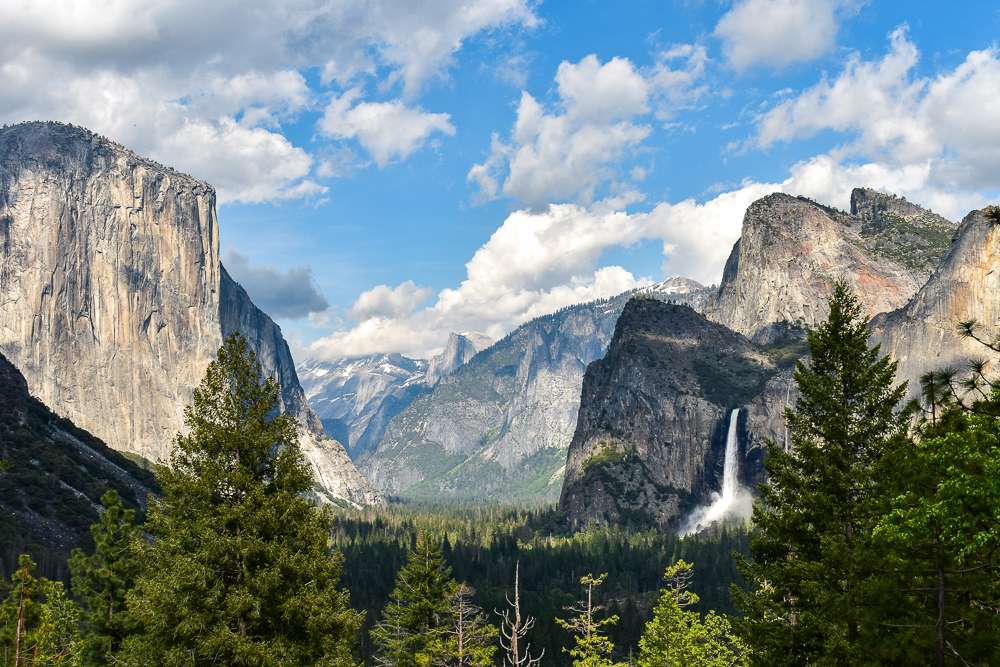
755, 27, 1000, 197
0, 0, 539, 202
468, 47, 707, 209
319, 90, 455, 167
715, 0, 862, 72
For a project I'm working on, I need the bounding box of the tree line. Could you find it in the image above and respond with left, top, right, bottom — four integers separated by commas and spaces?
4, 234, 1000, 664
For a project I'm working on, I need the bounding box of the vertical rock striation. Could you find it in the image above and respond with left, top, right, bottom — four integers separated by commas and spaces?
869, 210, 1000, 390
703, 192, 956, 343
0, 121, 379, 505
558, 299, 776, 530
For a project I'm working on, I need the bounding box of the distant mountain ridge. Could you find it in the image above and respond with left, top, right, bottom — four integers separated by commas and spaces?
0, 121, 379, 506
355, 278, 715, 502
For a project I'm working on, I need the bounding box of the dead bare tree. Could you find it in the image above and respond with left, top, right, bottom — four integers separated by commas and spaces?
496, 562, 543, 667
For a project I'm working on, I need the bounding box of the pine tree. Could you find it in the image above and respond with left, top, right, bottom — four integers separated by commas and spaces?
69, 489, 143, 666
734, 282, 907, 665
424, 584, 498, 667
556, 573, 622, 667
372, 533, 458, 667
638, 561, 744, 667
0, 555, 80, 666
122, 332, 362, 667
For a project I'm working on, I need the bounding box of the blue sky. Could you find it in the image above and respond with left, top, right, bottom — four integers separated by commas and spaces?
3, 0, 1000, 360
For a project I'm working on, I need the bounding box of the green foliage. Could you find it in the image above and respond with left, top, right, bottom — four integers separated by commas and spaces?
335, 503, 751, 667
580, 442, 634, 476
734, 282, 907, 665
638, 561, 744, 667
866, 378, 1000, 663
423, 584, 498, 667
69, 489, 143, 666
0, 355, 156, 576
372, 534, 459, 667
556, 573, 623, 667
122, 332, 362, 667
0, 555, 80, 666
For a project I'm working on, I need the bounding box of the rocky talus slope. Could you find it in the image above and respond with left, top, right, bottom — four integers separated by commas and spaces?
0, 122, 378, 505
704, 191, 956, 343
360, 278, 714, 503
558, 299, 778, 530
869, 209, 1000, 389
0, 349, 158, 559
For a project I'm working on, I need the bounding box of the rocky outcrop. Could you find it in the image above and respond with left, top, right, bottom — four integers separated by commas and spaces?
426, 332, 495, 387
0, 121, 379, 505
359, 278, 715, 503
0, 348, 158, 555
704, 191, 956, 343
869, 210, 1000, 391
558, 299, 776, 530
298, 354, 429, 460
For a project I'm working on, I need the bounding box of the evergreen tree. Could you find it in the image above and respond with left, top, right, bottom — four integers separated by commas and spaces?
424, 584, 497, 667
734, 282, 907, 665
0, 555, 79, 666
638, 561, 744, 667
69, 489, 143, 666
556, 573, 622, 667
372, 533, 458, 667
122, 332, 362, 667
868, 372, 1000, 664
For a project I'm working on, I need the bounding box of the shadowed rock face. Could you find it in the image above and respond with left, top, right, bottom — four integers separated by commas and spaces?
358, 279, 714, 503
426, 332, 495, 387
558, 299, 777, 530
869, 210, 1000, 391
704, 192, 956, 343
0, 121, 379, 505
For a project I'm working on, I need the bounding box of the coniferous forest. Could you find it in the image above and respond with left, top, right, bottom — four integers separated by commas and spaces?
3, 265, 1000, 665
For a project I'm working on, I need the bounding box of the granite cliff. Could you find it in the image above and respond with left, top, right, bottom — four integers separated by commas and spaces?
558, 299, 777, 530
0, 121, 378, 505
704, 191, 956, 343
359, 278, 714, 503
869, 209, 1000, 389
0, 348, 158, 562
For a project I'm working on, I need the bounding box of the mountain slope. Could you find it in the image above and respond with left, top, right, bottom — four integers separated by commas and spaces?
359, 278, 714, 502
558, 299, 777, 530
703, 190, 956, 343
0, 349, 158, 565
869, 209, 1000, 389
0, 121, 378, 505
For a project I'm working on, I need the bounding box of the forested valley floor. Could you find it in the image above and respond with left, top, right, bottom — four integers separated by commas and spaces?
334, 503, 750, 665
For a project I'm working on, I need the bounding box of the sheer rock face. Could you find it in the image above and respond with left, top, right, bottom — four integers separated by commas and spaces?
0, 121, 379, 505
703, 192, 955, 343
869, 210, 1000, 391
358, 279, 715, 503
426, 332, 495, 387
558, 299, 776, 530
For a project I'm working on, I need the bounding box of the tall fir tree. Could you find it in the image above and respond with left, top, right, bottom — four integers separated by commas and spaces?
638, 561, 744, 667
734, 282, 907, 665
556, 573, 622, 667
122, 332, 362, 667
372, 533, 458, 667
69, 489, 143, 666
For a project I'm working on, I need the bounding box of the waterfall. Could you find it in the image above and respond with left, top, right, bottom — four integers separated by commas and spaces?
680, 408, 753, 535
